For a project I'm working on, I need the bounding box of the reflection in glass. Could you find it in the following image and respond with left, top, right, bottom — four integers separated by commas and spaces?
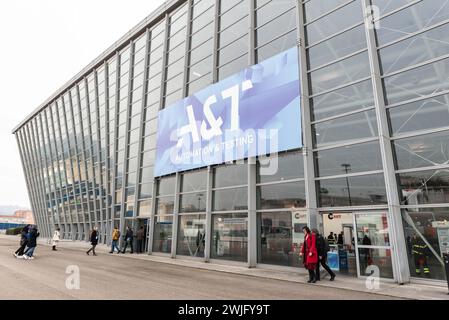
258, 211, 306, 267
398, 169, 449, 205
211, 213, 248, 262
257, 182, 306, 209
213, 188, 248, 211
318, 174, 387, 207
315, 141, 383, 177
156, 196, 175, 215
313, 110, 378, 148
384, 58, 449, 105
214, 162, 247, 187
402, 207, 449, 280
177, 215, 207, 257
355, 214, 390, 247
388, 95, 449, 136
179, 192, 207, 213
310, 79, 374, 121
153, 215, 173, 254
357, 248, 394, 279
309, 52, 370, 95
257, 151, 304, 183
393, 131, 449, 170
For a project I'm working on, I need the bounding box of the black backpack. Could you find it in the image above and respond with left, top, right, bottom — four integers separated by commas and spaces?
323, 238, 331, 253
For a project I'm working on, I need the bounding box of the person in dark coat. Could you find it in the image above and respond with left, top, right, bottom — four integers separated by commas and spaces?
14, 224, 31, 258
136, 226, 145, 254
300, 226, 318, 283
313, 229, 336, 281
23, 226, 40, 260
337, 231, 344, 249
86, 227, 99, 256
122, 226, 134, 254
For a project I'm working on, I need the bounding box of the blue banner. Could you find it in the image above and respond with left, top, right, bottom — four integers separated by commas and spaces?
154, 46, 302, 177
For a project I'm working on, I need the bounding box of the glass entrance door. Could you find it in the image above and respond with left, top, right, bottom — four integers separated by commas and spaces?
321, 213, 358, 276
353, 212, 394, 279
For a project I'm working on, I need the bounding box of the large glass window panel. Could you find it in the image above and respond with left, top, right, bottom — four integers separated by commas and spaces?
139, 182, 153, 199
189, 56, 213, 81
311, 79, 374, 121
179, 192, 207, 212
213, 162, 247, 187
257, 181, 306, 209
379, 23, 449, 75
256, 9, 296, 47
219, 35, 249, 65
187, 73, 213, 95
221, 0, 242, 14
309, 51, 370, 95
402, 207, 449, 280
190, 39, 214, 66
213, 188, 248, 211
220, 0, 248, 30
164, 88, 183, 107
258, 211, 305, 267
372, 0, 415, 16
219, 17, 248, 48
211, 213, 248, 262
375, 0, 449, 46
153, 215, 173, 253
383, 58, 449, 105
177, 214, 207, 257
181, 170, 207, 192
257, 151, 304, 183
355, 213, 390, 247
190, 21, 214, 49
218, 54, 248, 80
138, 199, 152, 216
358, 248, 394, 279
313, 110, 378, 148
388, 94, 449, 135
315, 141, 383, 177
256, 0, 296, 27
305, 0, 363, 45
191, 6, 215, 34
157, 176, 176, 195
318, 174, 387, 207
304, 0, 349, 23
168, 29, 187, 51
156, 196, 175, 215
256, 30, 297, 62
307, 24, 367, 70
393, 131, 449, 170
398, 169, 449, 205
192, 0, 214, 18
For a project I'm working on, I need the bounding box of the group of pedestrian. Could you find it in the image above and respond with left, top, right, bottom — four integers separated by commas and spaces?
13, 224, 41, 260
300, 226, 336, 283
108, 226, 146, 254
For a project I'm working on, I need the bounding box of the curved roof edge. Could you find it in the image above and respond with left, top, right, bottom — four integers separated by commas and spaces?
12, 0, 183, 134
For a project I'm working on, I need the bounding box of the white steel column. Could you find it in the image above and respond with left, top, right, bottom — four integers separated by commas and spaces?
362, 0, 410, 284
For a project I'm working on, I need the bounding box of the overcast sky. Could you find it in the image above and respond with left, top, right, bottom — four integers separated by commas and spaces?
0, 0, 166, 209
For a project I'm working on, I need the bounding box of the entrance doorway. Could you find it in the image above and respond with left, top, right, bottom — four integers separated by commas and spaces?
321, 211, 394, 279
136, 219, 149, 254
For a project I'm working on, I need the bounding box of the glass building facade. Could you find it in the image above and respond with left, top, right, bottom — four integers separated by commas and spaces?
13, 0, 449, 284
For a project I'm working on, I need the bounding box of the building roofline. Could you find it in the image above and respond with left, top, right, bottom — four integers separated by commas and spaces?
12, 0, 183, 134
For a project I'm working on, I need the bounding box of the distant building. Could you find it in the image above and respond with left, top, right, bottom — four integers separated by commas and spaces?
0, 209, 34, 230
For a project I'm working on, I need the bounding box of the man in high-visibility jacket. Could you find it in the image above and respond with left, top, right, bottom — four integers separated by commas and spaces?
411, 234, 430, 275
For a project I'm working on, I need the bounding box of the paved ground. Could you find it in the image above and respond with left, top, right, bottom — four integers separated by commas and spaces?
0, 236, 399, 300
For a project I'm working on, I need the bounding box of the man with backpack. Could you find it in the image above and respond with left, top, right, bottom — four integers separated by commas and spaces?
313, 229, 336, 281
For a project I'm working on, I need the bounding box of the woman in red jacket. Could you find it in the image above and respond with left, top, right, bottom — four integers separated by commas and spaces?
300, 226, 318, 283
